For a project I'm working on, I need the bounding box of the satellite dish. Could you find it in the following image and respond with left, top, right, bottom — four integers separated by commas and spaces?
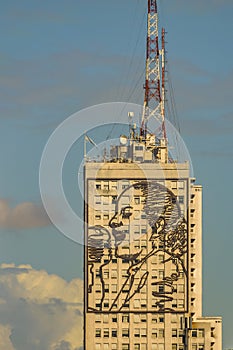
120, 135, 128, 145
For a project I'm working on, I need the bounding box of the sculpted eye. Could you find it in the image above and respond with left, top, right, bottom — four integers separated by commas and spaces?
120, 206, 133, 219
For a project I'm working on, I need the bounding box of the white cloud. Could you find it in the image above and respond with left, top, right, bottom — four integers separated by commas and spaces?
0, 324, 15, 350
0, 199, 50, 229
0, 264, 83, 350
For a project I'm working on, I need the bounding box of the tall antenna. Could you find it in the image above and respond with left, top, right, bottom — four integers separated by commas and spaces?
161, 27, 167, 139
140, 0, 166, 140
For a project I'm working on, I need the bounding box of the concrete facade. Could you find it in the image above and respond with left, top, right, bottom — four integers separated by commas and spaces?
84, 137, 222, 350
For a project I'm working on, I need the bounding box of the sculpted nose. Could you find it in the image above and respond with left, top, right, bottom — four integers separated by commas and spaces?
109, 212, 123, 228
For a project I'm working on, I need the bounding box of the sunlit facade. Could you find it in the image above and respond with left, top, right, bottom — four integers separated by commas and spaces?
84, 135, 222, 350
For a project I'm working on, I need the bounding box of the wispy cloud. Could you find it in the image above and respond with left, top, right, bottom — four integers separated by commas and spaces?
165, 0, 233, 13
0, 264, 83, 350
0, 199, 50, 229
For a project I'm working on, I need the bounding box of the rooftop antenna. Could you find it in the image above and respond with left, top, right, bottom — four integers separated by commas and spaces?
140, 0, 166, 141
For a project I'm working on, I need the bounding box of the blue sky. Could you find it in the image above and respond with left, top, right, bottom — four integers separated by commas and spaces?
0, 0, 233, 348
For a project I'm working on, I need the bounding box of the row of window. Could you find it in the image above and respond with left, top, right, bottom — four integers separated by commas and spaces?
95, 180, 185, 191
94, 195, 185, 206
97, 328, 204, 339
172, 329, 204, 338
95, 283, 185, 294
94, 298, 185, 309
95, 342, 203, 350
95, 314, 165, 323
95, 344, 165, 350
95, 328, 166, 338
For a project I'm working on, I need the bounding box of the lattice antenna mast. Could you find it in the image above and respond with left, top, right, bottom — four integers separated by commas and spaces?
161, 27, 167, 139
140, 0, 165, 139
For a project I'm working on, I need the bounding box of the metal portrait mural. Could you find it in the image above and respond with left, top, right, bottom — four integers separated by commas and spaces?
87, 180, 188, 313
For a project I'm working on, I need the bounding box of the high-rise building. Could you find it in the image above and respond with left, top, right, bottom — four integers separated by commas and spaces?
83, 1, 222, 349
84, 134, 222, 350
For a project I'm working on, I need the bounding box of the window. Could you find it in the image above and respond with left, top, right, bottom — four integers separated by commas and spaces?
112, 329, 117, 337
103, 344, 109, 350
96, 183, 101, 190
158, 255, 164, 263
192, 330, 197, 337
103, 214, 109, 220
95, 214, 101, 220
178, 284, 184, 293
95, 299, 101, 308
134, 197, 140, 205
95, 196, 101, 204
134, 314, 140, 323
178, 181, 184, 189
134, 299, 140, 309
95, 345, 101, 350
121, 196, 130, 206
95, 329, 101, 337
152, 317, 157, 323
172, 345, 177, 350
159, 317, 164, 323
151, 256, 157, 264
103, 271, 109, 279
141, 328, 147, 337
152, 345, 158, 350
141, 315, 146, 323
172, 329, 177, 337
134, 345, 140, 350
95, 314, 101, 323
158, 345, 164, 350
192, 345, 197, 350
178, 196, 184, 204
112, 284, 117, 293
159, 285, 164, 293
111, 181, 117, 190
171, 181, 177, 189
159, 329, 164, 338
171, 315, 177, 323
198, 345, 204, 350
103, 182, 109, 190
152, 329, 157, 338
211, 327, 215, 337
141, 299, 147, 307
96, 283, 101, 293
103, 196, 109, 205
112, 345, 117, 350
134, 328, 140, 337
122, 345, 129, 350
122, 329, 129, 337
122, 181, 129, 189
141, 345, 147, 350
122, 314, 129, 323
103, 329, 109, 337
112, 196, 117, 204
104, 284, 109, 293
178, 299, 184, 308
141, 227, 147, 235
158, 270, 164, 279
179, 330, 183, 338
112, 316, 117, 322
198, 329, 204, 338
103, 314, 109, 323
112, 269, 117, 278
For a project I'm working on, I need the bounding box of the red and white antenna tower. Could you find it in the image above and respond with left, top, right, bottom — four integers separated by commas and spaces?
140, 0, 166, 140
